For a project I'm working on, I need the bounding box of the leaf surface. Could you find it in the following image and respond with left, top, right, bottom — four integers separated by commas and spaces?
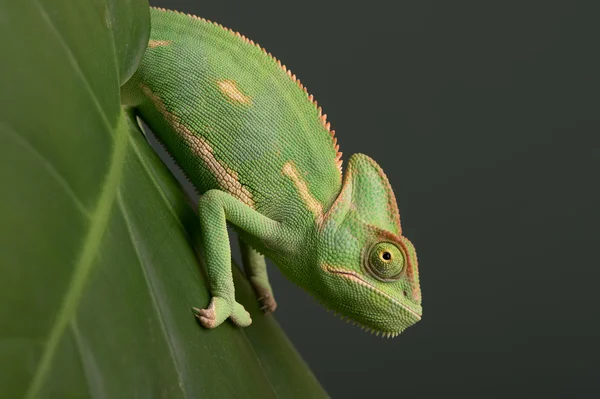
0, 0, 327, 397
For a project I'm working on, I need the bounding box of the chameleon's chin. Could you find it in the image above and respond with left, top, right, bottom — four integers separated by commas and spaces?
320, 264, 422, 337
332, 306, 421, 338
345, 309, 421, 338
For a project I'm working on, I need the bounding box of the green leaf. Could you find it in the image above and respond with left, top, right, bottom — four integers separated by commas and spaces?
0, 0, 327, 397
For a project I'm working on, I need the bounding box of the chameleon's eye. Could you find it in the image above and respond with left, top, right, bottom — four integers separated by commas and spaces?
366, 242, 404, 281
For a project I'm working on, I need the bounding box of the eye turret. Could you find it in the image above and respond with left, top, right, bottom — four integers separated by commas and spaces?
365, 242, 405, 281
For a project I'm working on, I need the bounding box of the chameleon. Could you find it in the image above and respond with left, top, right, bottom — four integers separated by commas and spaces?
121, 7, 422, 337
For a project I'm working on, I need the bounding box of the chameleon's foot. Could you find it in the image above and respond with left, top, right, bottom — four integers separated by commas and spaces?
250, 276, 277, 314
193, 296, 252, 328
258, 293, 277, 314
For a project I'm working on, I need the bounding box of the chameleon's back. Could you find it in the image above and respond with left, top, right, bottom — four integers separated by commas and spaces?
122, 8, 343, 223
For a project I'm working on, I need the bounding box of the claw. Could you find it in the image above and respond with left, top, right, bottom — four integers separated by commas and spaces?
192, 303, 217, 328
258, 294, 277, 314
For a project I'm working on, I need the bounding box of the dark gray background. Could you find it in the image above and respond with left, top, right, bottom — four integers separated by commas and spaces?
149, 0, 600, 397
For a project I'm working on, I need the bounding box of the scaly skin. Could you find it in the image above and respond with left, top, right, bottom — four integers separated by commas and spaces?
121, 7, 422, 337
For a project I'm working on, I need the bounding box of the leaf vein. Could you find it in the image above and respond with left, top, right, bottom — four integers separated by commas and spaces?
239, 327, 280, 398
24, 117, 128, 398
116, 192, 189, 398
34, 0, 115, 136
0, 123, 89, 216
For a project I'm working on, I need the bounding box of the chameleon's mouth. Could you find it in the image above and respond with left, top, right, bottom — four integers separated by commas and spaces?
321, 264, 422, 321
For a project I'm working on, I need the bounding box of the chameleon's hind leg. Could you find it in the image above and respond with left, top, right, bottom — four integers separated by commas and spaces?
192, 190, 282, 329
239, 239, 277, 313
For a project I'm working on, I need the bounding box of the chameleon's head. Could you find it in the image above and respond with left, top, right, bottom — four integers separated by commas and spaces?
315, 154, 422, 337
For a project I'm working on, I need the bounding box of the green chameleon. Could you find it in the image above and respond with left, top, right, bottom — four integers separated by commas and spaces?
122, 7, 422, 337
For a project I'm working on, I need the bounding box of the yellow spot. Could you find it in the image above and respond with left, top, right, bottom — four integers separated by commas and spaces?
140, 85, 254, 207
282, 162, 323, 225
148, 40, 171, 48
217, 80, 252, 104
182, 134, 255, 208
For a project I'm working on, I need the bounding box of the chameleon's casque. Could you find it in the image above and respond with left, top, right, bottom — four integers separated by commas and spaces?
122, 7, 422, 336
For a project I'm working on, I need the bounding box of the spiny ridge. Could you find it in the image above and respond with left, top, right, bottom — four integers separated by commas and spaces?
313, 296, 401, 338
151, 7, 343, 174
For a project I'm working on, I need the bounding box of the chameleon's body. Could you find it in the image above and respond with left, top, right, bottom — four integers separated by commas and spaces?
122, 7, 422, 336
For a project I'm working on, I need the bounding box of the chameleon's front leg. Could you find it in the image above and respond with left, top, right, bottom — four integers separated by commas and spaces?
240, 239, 277, 313
193, 190, 282, 328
